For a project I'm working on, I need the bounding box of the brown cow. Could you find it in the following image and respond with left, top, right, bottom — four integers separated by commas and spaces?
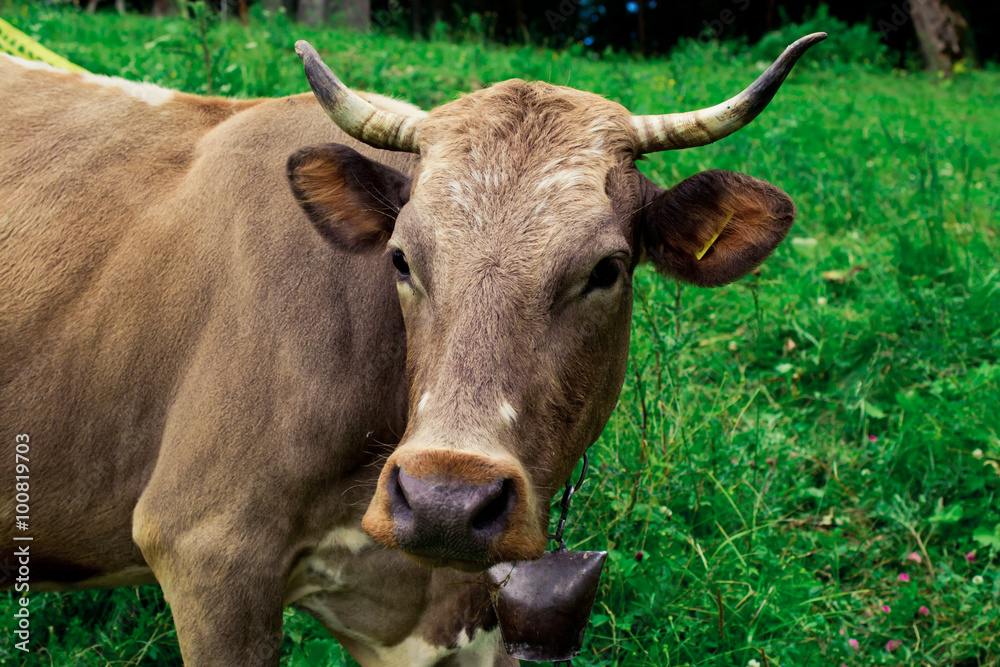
1, 33, 824, 665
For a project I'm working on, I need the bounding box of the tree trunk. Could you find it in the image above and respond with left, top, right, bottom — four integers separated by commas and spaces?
411, 0, 423, 37
298, 0, 327, 26
151, 0, 176, 17
909, 0, 971, 72
262, 0, 287, 16
636, 0, 647, 56
430, 0, 445, 27
330, 0, 370, 31
86, 0, 126, 12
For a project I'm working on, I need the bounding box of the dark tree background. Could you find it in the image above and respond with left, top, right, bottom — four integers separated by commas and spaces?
82, 0, 998, 67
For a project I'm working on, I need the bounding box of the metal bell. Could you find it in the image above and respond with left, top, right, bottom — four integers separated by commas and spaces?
487, 549, 607, 662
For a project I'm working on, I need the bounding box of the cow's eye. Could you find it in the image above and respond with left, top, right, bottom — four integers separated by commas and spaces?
392, 249, 410, 278
587, 257, 622, 291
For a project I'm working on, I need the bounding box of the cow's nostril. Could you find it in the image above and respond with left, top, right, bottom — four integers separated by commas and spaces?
471, 478, 515, 533
387, 466, 413, 519
389, 468, 518, 562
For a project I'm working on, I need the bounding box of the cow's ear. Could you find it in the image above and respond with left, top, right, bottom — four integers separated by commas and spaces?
640, 170, 795, 287
288, 143, 411, 252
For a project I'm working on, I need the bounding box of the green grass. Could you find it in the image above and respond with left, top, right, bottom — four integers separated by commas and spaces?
2, 3, 998, 665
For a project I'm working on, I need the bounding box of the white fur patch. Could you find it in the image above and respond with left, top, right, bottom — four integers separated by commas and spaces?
417, 392, 431, 414
305, 557, 346, 588
4, 54, 174, 106
295, 597, 502, 666
80, 72, 174, 106
499, 400, 518, 425
317, 526, 375, 555
3, 53, 64, 73
376, 636, 454, 666
535, 170, 588, 194
449, 628, 502, 667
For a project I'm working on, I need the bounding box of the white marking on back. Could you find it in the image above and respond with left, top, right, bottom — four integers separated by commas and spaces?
4, 54, 174, 106
3, 53, 64, 73
499, 400, 518, 425
417, 392, 431, 414
80, 72, 174, 106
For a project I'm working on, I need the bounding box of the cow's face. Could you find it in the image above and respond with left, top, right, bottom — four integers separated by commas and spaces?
288, 36, 821, 568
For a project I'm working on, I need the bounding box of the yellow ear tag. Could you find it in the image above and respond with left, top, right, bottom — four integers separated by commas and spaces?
695, 211, 734, 261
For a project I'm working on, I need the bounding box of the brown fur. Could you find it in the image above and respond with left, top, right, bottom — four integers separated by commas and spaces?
1, 57, 796, 667
642, 170, 795, 286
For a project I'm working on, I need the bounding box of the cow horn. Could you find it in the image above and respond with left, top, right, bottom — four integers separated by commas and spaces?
631, 32, 826, 153
295, 40, 421, 154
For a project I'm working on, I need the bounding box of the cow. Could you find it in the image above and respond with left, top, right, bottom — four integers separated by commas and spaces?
1, 32, 824, 666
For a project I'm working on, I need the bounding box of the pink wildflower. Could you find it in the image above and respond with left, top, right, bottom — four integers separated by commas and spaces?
882, 605, 891, 613
898, 573, 910, 582
868, 435, 878, 442
885, 639, 901, 652
918, 606, 930, 616
965, 551, 977, 562
907, 552, 922, 564
848, 638, 860, 650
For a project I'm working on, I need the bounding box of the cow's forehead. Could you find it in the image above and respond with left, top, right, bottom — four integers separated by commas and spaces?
400, 80, 640, 266
419, 78, 636, 158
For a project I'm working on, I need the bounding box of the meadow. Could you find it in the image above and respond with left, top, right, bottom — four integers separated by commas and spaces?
1, 2, 998, 665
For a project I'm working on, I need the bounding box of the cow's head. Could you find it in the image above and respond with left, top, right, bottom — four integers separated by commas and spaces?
289, 34, 824, 570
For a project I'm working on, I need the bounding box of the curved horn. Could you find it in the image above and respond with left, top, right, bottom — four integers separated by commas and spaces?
631, 32, 826, 153
295, 40, 420, 153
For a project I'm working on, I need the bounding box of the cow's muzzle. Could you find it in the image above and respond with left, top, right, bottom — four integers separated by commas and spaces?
363, 449, 546, 568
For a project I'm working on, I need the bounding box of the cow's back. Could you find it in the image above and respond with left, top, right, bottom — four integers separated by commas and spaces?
0, 57, 411, 585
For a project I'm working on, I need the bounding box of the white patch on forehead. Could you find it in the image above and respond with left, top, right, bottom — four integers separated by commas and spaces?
499, 400, 518, 425
470, 169, 501, 189
4, 54, 174, 106
535, 170, 588, 195
317, 526, 375, 555
417, 392, 431, 414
